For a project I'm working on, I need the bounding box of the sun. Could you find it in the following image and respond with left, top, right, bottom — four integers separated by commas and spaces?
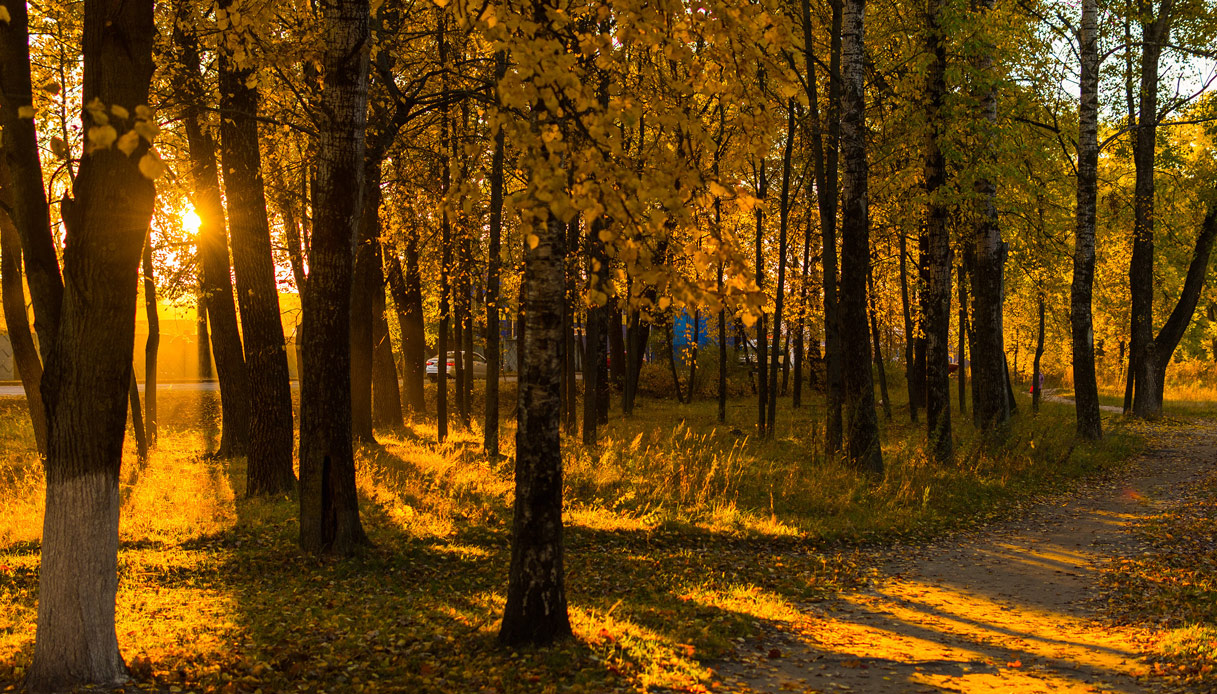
182, 206, 202, 236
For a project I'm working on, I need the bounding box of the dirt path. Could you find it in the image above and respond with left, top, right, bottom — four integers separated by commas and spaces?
717, 424, 1217, 693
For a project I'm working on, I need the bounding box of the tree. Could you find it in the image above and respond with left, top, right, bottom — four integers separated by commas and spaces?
172, 4, 252, 458
298, 0, 371, 555
1071, 0, 1103, 439
0, 154, 47, 454
218, 0, 296, 494
25, 0, 157, 685
968, 0, 1010, 431
839, 0, 883, 473
922, 0, 952, 460
498, 0, 574, 646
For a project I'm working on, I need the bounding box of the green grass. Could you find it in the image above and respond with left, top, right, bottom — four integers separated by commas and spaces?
0, 379, 1152, 693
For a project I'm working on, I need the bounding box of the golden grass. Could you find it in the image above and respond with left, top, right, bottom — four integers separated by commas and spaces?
0, 383, 1166, 692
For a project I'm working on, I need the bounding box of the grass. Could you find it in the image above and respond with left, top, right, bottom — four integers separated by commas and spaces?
0, 377, 1157, 693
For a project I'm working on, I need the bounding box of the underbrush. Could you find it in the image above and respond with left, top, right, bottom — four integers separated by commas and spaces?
0, 386, 1149, 692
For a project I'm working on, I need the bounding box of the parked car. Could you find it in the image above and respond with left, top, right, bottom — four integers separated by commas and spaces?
425, 351, 488, 382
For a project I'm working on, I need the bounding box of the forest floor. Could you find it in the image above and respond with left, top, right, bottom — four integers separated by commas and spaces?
0, 385, 1214, 693
717, 421, 1217, 693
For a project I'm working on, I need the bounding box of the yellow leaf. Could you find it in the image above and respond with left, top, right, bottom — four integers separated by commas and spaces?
16, 105, 34, 119
87, 125, 118, 149
526, 234, 540, 249
138, 151, 165, 179
0, 6, 10, 23
657, 297, 671, 310
85, 97, 109, 125
116, 130, 140, 156
41, 81, 60, 96
109, 104, 129, 120
134, 119, 159, 143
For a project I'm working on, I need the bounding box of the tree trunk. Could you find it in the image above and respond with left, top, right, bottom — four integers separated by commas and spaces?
371, 280, 403, 429
218, 6, 295, 494
923, 0, 952, 460
435, 14, 451, 442
868, 270, 892, 421
563, 218, 579, 434
349, 166, 380, 444
583, 214, 607, 444
1128, 0, 1176, 418
1032, 295, 1045, 413
911, 231, 929, 411
716, 195, 728, 423
499, 64, 573, 642
27, 0, 156, 685
665, 319, 684, 403
608, 299, 625, 388
793, 220, 809, 409
0, 0, 62, 359
687, 310, 700, 403
765, 106, 795, 433
968, 0, 1010, 431
839, 0, 882, 473
899, 232, 917, 422
485, 53, 506, 455
128, 372, 147, 461
957, 263, 968, 415
173, 10, 251, 457
754, 161, 769, 436
141, 235, 158, 447
1144, 197, 1217, 412
801, 0, 843, 451
299, 0, 371, 556
385, 234, 425, 413
1071, 0, 1102, 438
0, 154, 47, 454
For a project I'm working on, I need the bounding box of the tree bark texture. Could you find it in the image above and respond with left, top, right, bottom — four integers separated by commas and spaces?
1071, 0, 1102, 438
838, 0, 883, 474
27, 0, 156, 686
299, 0, 371, 556
218, 4, 295, 494
485, 51, 507, 456
499, 210, 573, 645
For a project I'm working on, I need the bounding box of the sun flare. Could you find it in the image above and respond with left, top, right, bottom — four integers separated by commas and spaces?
182, 206, 202, 236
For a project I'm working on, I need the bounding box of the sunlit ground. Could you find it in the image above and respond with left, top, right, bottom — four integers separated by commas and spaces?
0, 379, 1195, 693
